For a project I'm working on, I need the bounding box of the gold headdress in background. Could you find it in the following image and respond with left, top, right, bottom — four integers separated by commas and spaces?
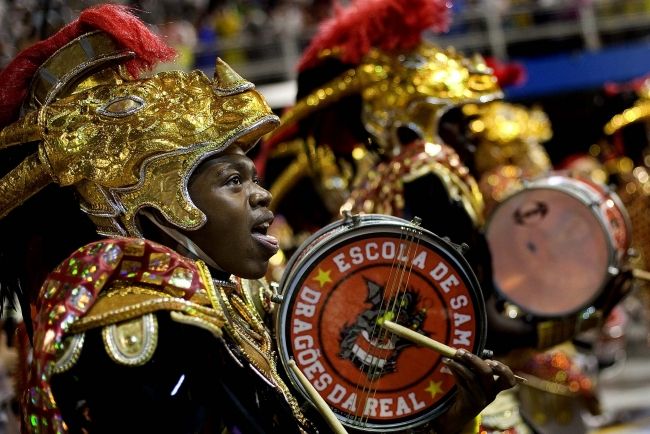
465, 101, 552, 176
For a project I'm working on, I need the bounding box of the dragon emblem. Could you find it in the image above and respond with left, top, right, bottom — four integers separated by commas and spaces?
339, 277, 427, 380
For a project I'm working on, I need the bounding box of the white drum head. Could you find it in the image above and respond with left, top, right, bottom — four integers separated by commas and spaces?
486, 188, 609, 316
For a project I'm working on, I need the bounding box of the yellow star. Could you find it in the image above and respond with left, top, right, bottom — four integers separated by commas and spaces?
313, 268, 332, 288
425, 380, 443, 399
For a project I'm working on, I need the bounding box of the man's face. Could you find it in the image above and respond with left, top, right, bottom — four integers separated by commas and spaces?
185, 146, 279, 278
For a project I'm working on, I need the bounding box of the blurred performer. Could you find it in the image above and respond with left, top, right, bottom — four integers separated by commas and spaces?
467, 102, 617, 434
262, 5, 635, 423
0, 4, 516, 434
259, 3, 530, 432
604, 75, 650, 346
463, 101, 552, 215
260, 0, 500, 290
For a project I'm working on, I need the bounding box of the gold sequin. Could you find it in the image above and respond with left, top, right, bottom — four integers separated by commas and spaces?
123, 239, 146, 256
42, 280, 61, 299
148, 252, 171, 272
119, 260, 141, 278
69, 286, 92, 310
169, 267, 193, 289
141, 272, 163, 285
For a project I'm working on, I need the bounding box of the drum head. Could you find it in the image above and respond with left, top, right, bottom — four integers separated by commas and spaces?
276, 215, 486, 431
487, 187, 610, 317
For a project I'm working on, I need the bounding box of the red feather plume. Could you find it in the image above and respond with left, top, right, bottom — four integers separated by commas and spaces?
604, 74, 650, 96
0, 4, 176, 128
485, 57, 527, 88
298, 0, 452, 72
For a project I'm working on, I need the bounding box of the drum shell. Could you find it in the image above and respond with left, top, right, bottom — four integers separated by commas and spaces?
485, 174, 631, 319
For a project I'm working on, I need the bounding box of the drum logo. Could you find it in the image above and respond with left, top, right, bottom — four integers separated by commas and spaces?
339, 278, 425, 380
285, 236, 480, 423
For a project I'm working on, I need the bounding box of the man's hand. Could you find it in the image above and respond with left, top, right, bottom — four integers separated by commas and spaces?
431, 349, 516, 434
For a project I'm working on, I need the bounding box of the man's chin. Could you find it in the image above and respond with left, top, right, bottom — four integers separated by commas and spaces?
236, 260, 269, 280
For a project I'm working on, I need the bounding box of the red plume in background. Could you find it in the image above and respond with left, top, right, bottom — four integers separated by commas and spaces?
485, 57, 527, 88
0, 4, 176, 128
603, 74, 650, 96
298, 0, 452, 72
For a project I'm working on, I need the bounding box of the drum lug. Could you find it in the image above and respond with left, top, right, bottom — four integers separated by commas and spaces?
607, 266, 620, 277
627, 247, 639, 258
270, 282, 284, 304
442, 236, 470, 255
503, 302, 523, 319
481, 349, 494, 359
342, 210, 361, 227
411, 216, 422, 226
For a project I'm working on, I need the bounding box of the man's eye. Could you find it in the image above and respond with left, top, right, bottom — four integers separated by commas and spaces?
226, 175, 242, 186
253, 176, 261, 185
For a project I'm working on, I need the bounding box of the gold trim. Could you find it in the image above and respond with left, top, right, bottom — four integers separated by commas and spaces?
0, 152, 53, 219
270, 68, 362, 139
195, 260, 311, 429
405, 159, 484, 226
269, 153, 310, 212
102, 313, 158, 366
70, 296, 224, 333
0, 111, 41, 149
604, 102, 650, 135
52, 333, 85, 374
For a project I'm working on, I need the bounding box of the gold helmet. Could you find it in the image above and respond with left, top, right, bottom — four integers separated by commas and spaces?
269, 0, 502, 156
0, 6, 278, 237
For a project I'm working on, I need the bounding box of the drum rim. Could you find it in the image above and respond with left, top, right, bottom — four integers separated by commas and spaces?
485, 181, 623, 318
278, 214, 399, 295
275, 214, 487, 431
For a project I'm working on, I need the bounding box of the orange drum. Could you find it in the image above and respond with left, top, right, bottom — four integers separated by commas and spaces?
275, 214, 486, 431
485, 173, 631, 318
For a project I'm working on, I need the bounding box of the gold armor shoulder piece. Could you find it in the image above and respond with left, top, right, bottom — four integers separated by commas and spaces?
70, 282, 225, 333
52, 333, 85, 374
102, 313, 158, 366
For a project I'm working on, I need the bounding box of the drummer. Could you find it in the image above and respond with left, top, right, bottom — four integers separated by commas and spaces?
0, 4, 516, 433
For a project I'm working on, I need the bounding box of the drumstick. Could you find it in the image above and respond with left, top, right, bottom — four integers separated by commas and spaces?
380, 320, 526, 383
288, 359, 348, 434
633, 268, 650, 282
381, 320, 457, 357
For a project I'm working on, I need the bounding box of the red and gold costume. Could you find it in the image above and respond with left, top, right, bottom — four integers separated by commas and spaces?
26, 237, 309, 433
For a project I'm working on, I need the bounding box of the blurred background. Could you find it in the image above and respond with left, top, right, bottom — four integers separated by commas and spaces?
3, 0, 650, 165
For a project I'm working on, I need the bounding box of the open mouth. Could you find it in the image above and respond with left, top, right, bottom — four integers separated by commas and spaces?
251, 218, 279, 255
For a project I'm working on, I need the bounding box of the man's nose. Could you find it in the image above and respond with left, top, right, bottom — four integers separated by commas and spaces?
250, 184, 272, 207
